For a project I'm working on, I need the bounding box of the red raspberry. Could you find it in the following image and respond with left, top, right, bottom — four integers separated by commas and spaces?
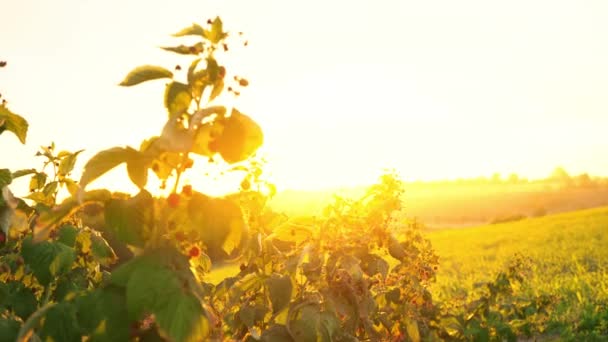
167, 193, 180, 208
0, 232, 5, 244
182, 185, 193, 196
189, 246, 200, 258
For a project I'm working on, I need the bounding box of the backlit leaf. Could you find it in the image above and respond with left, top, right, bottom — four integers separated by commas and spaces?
119, 65, 173, 86
0, 105, 28, 144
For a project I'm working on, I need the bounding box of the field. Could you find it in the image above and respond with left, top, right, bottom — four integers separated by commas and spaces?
428, 206, 608, 339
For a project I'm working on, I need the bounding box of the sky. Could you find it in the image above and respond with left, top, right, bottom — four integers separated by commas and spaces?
2, 0, 608, 195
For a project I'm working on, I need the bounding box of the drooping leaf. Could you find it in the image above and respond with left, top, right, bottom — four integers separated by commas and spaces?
216, 109, 263, 163
80, 147, 137, 189
126, 155, 150, 189
33, 189, 112, 242
161, 42, 203, 55
173, 23, 205, 37
119, 65, 173, 86
266, 274, 293, 314
164, 81, 192, 116
11, 168, 36, 179
0, 105, 28, 144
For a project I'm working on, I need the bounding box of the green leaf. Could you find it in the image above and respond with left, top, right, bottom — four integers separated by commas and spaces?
187, 58, 202, 85
288, 303, 321, 342
0, 105, 28, 144
126, 155, 150, 189
90, 233, 118, 266
39, 302, 81, 342
75, 286, 130, 342
80, 147, 136, 189
204, 17, 227, 44
119, 65, 173, 87
11, 168, 36, 179
121, 254, 210, 342
164, 81, 192, 116
173, 23, 205, 37
261, 325, 293, 342
126, 259, 179, 320
155, 291, 210, 342
58, 150, 83, 176
6, 282, 37, 320
161, 42, 203, 55
42, 181, 58, 196
104, 190, 153, 247
0, 317, 20, 342
216, 108, 263, 164
208, 79, 224, 102
0, 169, 12, 186
57, 224, 79, 247
266, 274, 293, 314
187, 192, 247, 259
360, 253, 389, 279
405, 318, 421, 342
29, 172, 47, 191
21, 237, 76, 286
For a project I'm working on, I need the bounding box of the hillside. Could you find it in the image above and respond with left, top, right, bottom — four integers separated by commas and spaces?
427, 206, 608, 338
270, 181, 608, 228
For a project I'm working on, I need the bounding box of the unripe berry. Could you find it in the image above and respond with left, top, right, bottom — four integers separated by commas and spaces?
167, 193, 180, 208
182, 185, 193, 196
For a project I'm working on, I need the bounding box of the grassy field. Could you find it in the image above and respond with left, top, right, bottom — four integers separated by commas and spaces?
428, 206, 608, 338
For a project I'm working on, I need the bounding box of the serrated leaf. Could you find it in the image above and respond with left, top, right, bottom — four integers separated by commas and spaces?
29, 172, 47, 191
0, 105, 28, 144
57, 224, 79, 247
21, 237, 76, 286
288, 303, 321, 342
119, 65, 173, 86
90, 233, 118, 266
204, 17, 227, 44
58, 149, 83, 176
164, 81, 192, 116
25, 191, 53, 206
173, 23, 205, 37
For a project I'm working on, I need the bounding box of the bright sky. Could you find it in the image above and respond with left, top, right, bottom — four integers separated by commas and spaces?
2, 0, 608, 195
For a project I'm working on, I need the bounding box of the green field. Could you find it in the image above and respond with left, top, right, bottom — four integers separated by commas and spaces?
428, 206, 608, 338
